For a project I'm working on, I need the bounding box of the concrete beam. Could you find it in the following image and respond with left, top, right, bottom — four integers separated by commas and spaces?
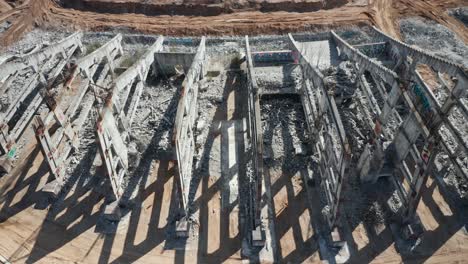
172, 37, 206, 216
97, 106, 128, 199
353, 63, 382, 117
353, 42, 387, 57
336, 28, 468, 227
0, 32, 84, 83
71, 34, 123, 84
0, 33, 84, 174
353, 42, 387, 48
245, 36, 266, 246
401, 139, 438, 223
170, 37, 206, 236
154, 52, 195, 74
34, 36, 124, 195
251, 50, 294, 63
289, 33, 351, 229
372, 26, 468, 81
413, 72, 468, 154
290, 33, 351, 263
331, 31, 403, 126
333, 33, 436, 221
331, 31, 399, 87
96, 36, 164, 207
412, 72, 468, 181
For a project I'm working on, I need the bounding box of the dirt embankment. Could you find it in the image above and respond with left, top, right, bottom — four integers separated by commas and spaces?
364, 0, 468, 42
0, 0, 53, 46
0, 0, 467, 47
393, 0, 468, 43
367, 0, 400, 38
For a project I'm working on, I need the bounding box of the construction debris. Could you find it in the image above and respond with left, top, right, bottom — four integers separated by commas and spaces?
0, 19, 467, 264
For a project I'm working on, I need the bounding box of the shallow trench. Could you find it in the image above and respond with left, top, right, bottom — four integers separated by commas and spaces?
59, 0, 349, 17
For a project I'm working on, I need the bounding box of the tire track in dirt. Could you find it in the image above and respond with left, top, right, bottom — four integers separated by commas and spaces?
369, 0, 400, 39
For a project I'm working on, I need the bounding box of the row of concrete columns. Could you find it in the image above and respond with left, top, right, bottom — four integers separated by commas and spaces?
289, 33, 351, 230
172, 37, 206, 236
95, 36, 165, 220
0, 33, 84, 174
34, 34, 123, 196
334, 26, 467, 239
1, 32, 208, 229
244, 36, 267, 247
1, 29, 465, 255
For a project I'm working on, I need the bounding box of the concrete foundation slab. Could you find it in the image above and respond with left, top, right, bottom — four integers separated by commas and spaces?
175, 217, 190, 238
103, 201, 122, 221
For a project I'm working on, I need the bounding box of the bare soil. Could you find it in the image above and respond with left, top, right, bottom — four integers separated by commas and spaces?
59, 0, 348, 16
0, 0, 467, 47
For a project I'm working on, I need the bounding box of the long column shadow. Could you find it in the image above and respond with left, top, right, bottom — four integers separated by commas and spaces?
331, 61, 397, 263
25, 139, 102, 263
400, 176, 466, 263
260, 92, 319, 263
0, 146, 47, 223
105, 76, 182, 264
22, 74, 181, 263
193, 70, 244, 263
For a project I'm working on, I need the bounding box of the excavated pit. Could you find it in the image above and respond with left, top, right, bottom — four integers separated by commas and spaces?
59, 0, 349, 17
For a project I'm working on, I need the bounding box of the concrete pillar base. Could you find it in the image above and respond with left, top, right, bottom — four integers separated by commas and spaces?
103, 201, 122, 221
251, 225, 265, 247
0, 157, 12, 175
175, 217, 190, 238
331, 228, 350, 263
41, 180, 61, 197
402, 221, 424, 240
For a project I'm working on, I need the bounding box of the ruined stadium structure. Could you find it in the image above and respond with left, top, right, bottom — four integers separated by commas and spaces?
0, 27, 466, 263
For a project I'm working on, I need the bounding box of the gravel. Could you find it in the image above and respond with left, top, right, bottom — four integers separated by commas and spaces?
399, 17, 468, 67
448, 7, 468, 27
323, 61, 358, 97
335, 26, 377, 45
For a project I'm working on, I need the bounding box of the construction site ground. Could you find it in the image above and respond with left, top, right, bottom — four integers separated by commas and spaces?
1, 121, 467, 263
0, 1, 467, 264
0, 0, 467, 46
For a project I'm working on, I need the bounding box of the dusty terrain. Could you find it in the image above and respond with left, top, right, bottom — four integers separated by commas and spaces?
59, 0, 348, 16
0, 0, 467, 47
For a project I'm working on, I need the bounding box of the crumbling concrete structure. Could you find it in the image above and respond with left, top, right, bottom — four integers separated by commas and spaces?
289, 34, 351, 262
34, 34, 123, 197
0, 32, 84, 174
333, 27, 468, 239
172, 37, 206, 236
95, 36, 164, 220
244, 36, 267, 247
0, 28, 466, 263
290, 34, 351, 229
375, 26, 467, 237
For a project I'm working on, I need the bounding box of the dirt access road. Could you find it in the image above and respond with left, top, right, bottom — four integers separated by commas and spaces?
0, 0, 466, 47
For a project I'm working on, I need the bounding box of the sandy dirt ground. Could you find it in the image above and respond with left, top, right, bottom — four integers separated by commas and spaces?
0, 0, 467, 47
340, 175, 468, 264
268, 167, 321, 263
